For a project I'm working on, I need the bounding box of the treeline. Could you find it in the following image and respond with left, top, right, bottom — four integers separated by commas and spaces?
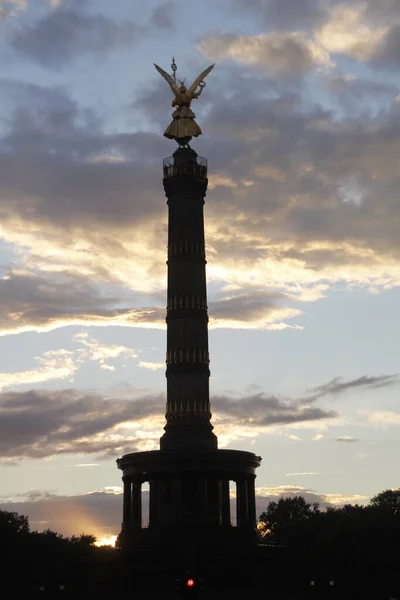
2, 488, 399, 597
258, 489, 400, 598
0, 509, 113, 597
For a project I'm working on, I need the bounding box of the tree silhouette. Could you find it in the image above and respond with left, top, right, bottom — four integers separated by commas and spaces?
258, 490, 400, 598
370, 488, 400, 513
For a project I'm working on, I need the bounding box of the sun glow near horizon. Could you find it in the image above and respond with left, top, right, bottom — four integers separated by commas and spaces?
94, 534, 117, 548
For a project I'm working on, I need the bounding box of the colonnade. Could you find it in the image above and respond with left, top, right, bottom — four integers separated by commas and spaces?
122, 473, 257, 531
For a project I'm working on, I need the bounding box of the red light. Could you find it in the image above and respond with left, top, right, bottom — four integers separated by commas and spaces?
187, 579, 194, 587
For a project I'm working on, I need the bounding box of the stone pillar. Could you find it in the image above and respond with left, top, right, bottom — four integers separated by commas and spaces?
161, 148, 217, 452
149, 478, 158, 527
131, 477, 142, 529
123, 477, 131, 529
172, 476, 182, 524
156, 477, 167, 525
207, 476, 221, 525
199, 476, 208, 523
221, 477, 231, 526
236, 476, 248, 527
247, 474, 257, 528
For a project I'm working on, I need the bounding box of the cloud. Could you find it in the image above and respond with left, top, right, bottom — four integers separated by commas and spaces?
0, 0, 27, 18
325, 74, 398, 113
198, 32, 333, 76
0, 388, 301, 460
255, 485, 370, 511
10, 8, 140, 68
0, 483, 371, 539
72, 332, 138, 370
336, 436, 358, 442
232, 2, 400, 71
1, 63, 400, 340
232, 0, 329, 31
0, 349, 78, 391
0, 271, 165, 336
213, 393, 337, 428
0, 349, 394, 460
0, 371, 379, 461
150, 1, 176, 29
0, 388, 166, 461
307, 374, 399, 398
0, 488, 124, 539
369, 24, 400, 69
285, 472, 319, 476
365, 410, 400, 427
0, 271, 306, 335
314, 3, 388, 60
208, 291, 303, 330
137, 361, 164, 371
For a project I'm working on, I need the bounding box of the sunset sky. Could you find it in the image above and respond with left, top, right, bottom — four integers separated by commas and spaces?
0, 0, 399, 544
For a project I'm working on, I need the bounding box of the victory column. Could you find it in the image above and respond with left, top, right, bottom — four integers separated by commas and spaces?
116, 58, 262, 589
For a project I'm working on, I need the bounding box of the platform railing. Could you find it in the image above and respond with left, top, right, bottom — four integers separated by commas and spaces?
163, 155, 207, 179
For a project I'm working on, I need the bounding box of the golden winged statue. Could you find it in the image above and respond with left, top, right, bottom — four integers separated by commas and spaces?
154, 60, 215, 147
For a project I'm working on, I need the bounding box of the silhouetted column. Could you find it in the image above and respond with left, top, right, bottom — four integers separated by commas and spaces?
236, 476, 248, 527
172, 476, 182, 523
221, 477, 231, 526
207, 476, 221, 525
247, 474, 257, 528
149, 479, 158, 527
123, 478, 131, 529
131, 477, 142, 529
198, 476, 208, 523
161, 149, 217, 452
156, 478, 167, 525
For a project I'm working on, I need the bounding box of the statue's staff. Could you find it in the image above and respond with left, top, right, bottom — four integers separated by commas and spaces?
171, 56, 177, 82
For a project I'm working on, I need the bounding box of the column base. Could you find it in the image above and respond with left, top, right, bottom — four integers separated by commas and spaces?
160, 422, 218, 451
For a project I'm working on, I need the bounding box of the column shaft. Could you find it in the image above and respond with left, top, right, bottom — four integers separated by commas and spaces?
157, 478, 167, 525
236, 476, 248, 527
221, 477, 231, 526
172, 476, 182, 524
207, 476, 221, 525
149, 479, 158, 527
199, 476, 208, 523
131, 478, 142, 529
247, 474, 257, 528
123, 478, 131, 529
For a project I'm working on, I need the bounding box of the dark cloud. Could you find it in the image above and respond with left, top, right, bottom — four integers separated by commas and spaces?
0, 271, 299, 334
0, 80, 166, 228
210, 291, 290, 321
0, 59, 400, 334
199, 31, 327, 77
307, 374, 399, 398
0, 271, 165, 334
365, 0, 400, 25
231, 0, 331, 31
0, 388, 165, 461
0, 0, 25, 19
10, 8, 139, 69
0, 373, 342, 461
336, 436, 358, 442
326, 75, 398, 113
369, 24, 400, 70
213, 393, 336, 426
150, 1, 176, 30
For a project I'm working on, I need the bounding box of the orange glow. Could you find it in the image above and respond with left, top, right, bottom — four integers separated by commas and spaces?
187, 579, 194, 587
94, 535, 117, 547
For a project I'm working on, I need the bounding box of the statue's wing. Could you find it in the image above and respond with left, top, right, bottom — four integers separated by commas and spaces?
154, 63, 180, 96
187, 64, 215, 97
